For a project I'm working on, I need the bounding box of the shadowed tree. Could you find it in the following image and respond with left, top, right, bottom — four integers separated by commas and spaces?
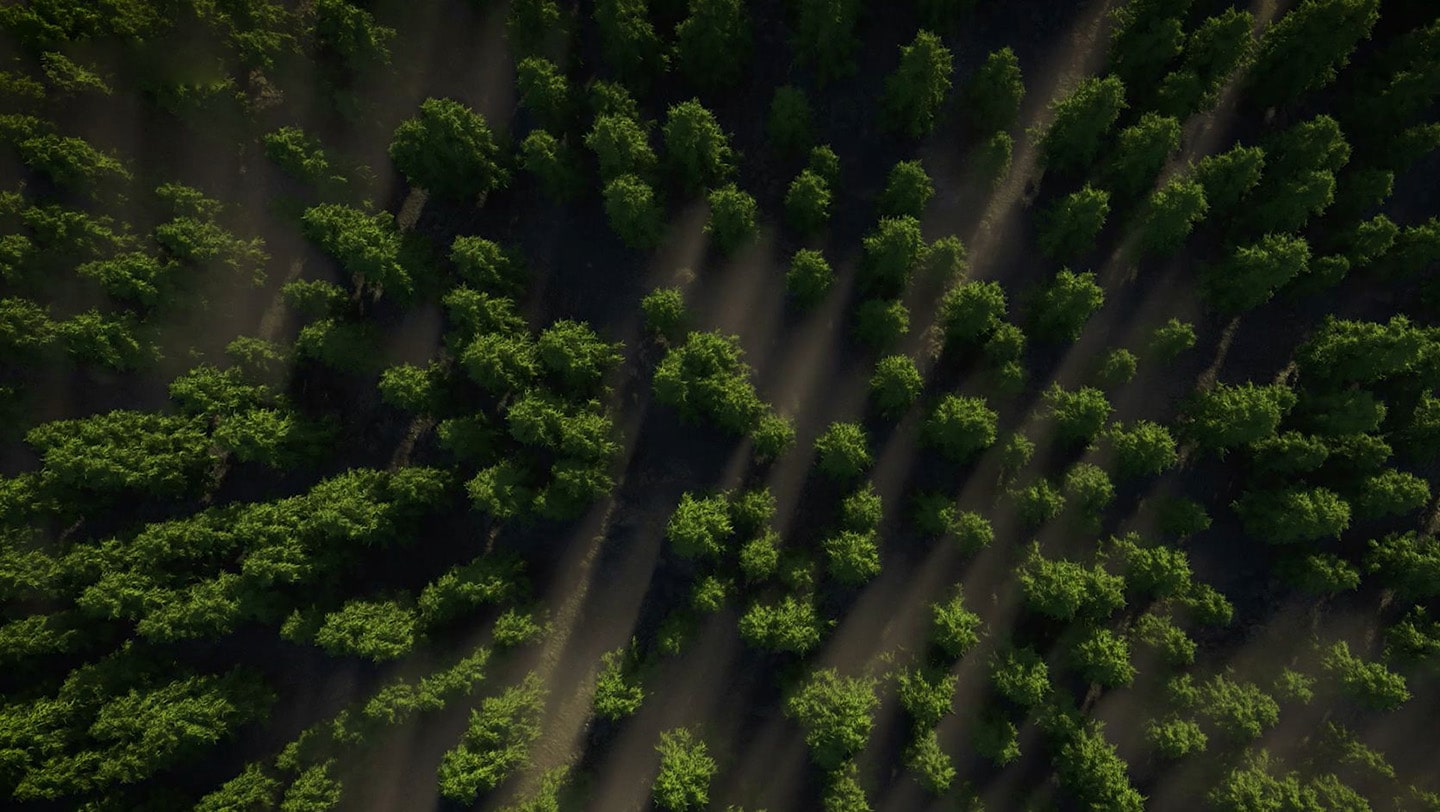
1249, 0, 1380, 109
1039, 185, 1109, 262
768, 85, 814, 156
1040, 75, 1126, 174
594, 0, 666, 85
793, 0, 863, 84
675, 0, 751, 91
1156, 8, 1255, 116
965, 47, 1025, 132
884, 30, 953, 138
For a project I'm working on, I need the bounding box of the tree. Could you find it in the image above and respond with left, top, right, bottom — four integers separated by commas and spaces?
1183, 381, 1297, 450
815, 422, 872, 481
1030, 269, 1103, 342
768, 85, 814, 156
663, 100, 735, 193
1040, 75, 1127, 173
312, 598, 418, 661
642, 286, 687, 340
1015, 478, 1065, 526
1156, 8, 1255, 115
1249, 116, 1349, 234
1323, 641, 1409, 711
1366, 532, 1440, 601
437, 677, 545, 803
1141, 176, 1208, 255
653, 331, 763, 433
315, 0, 394, 71
975, 715, 1021, 766
991, 647, 1051, 707
880, 160, 934, 218
1108, 421, 1178, 478
860, 215, 926, 297
787, 248, 834, 306
461, 331, 537, 394
966, 47, 1025, 132
537, 320, 622, 392
451, 236, 524, 294
653, 728, 717, 811
792, 0, 863, 84
594, 0, 666, 84
1106, 0, 1186, 96
389, 98, 507, 199
1106, 112, 1181, 200
1249, 0, 1380, 109
196, 764, 282, 811
785, 669, 878, 769
666, 492, 732, 559
1045, 384, 1112, 447
520, 130, 584, 200
603, 174, 664, 250
516, 57, 572, 130
8, 130, 130, 193
26, 410, 214, 499
1295, 315, 1426, 385
739, 594, 825, 653
852, 298, 909, 351
1353, 469, 1430, 519
377, 362, 437, 411
786, 169, 833, 235
1052, 722, 1144, 811
733, 486, 778, 533
753, 413, 797, 461
884, 30, 953, 137
822, 530, 881, 585
931, 588, 983, 657
1248, 431, 1329, 479
706, 185, 757, 254
739, 529, 781, 582
1148, 318, 1196, 361
1073, 628, 1135, 687
897, 667, 956, 729
1194, 143, 1265, 214
1065, 462, 1115, 521
906, 729, 955, 794
1094, 348, 1137, 390
300, 203, 408, 297
507, 0, 565, 58
923, 395, 998, 462
823, 761, 871, 812
938, 280, 1006, 345
675, 0, 751, 90
1133, 613, 1196, 666
1234, 486, 1351, 544
587, 114, 656, 181
1017, 544, 1125, 621
870, 355, 923, 418
1039, 185, 1110, 261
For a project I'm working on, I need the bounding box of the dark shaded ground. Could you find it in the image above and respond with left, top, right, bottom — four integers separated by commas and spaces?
3, 0, 1439, 809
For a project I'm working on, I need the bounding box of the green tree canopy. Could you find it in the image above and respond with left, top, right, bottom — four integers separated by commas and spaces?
389, 98, 508, 199
663, 99, 735, 193
884, 30, 953, 137
1040, 75, 1127, 173
785, 669, 878, 769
